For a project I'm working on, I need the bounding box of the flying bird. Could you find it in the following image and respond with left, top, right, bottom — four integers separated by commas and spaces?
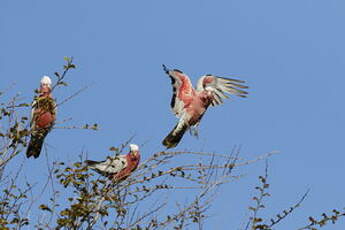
26, 76, 56, 158
162, 65, 248, 149
85, 144, 141, 181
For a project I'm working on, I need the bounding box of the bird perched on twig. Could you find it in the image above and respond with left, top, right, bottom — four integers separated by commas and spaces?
26, 76, 56, 158
85, 144, 141, 182
162, 65, 248, 149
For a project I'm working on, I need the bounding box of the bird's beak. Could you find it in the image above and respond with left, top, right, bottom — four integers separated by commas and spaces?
40, 85, 51, 94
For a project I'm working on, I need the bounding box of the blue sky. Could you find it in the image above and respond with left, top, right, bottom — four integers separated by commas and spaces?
1, 0, 345, 229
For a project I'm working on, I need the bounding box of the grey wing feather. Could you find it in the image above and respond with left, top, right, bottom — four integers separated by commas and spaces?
30, 100, 37, 129
196, 75, 248, 106
86, 155, 127, 176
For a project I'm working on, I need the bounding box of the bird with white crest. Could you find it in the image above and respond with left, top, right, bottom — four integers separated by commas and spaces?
85, 144, 141, 182
162, 65, 248, 149
26, 76, 57, 158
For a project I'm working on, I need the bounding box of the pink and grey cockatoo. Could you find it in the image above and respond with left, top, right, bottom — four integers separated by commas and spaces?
26, 76, 57, 158
85, 144, 141, 181
162, 65, 248, 149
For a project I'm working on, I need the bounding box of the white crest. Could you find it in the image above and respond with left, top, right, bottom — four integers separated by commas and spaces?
129, 144, 139, 152
41, 75, 52, 87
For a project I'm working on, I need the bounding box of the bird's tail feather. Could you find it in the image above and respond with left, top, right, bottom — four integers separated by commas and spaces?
162, 123, 188, 149
26, 132, 46, 159
84, 160, 100, 167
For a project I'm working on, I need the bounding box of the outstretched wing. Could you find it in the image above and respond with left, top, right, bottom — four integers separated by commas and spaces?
86, 155, 128, 177
163, 65, 194, 118
196, 75, 248, 106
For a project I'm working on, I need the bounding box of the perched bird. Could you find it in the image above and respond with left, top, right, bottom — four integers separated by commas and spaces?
162, 65, 248, 149
85, 144, 141, 181
26, 76, 56, 158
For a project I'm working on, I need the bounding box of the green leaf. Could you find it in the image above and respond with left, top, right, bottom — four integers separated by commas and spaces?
59, 81, 68, 86
109, 146, 118, 152
39, 204, 52, 212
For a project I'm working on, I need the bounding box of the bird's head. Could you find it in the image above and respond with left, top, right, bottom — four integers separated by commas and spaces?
129, 144, 139, 157
40, 76, 52, 94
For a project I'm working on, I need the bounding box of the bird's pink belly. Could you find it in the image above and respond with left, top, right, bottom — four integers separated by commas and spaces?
36, 112, 54, 128
186, 103, 205, 125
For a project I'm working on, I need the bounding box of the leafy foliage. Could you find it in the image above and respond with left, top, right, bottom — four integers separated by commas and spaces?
40, 146, 246, 229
